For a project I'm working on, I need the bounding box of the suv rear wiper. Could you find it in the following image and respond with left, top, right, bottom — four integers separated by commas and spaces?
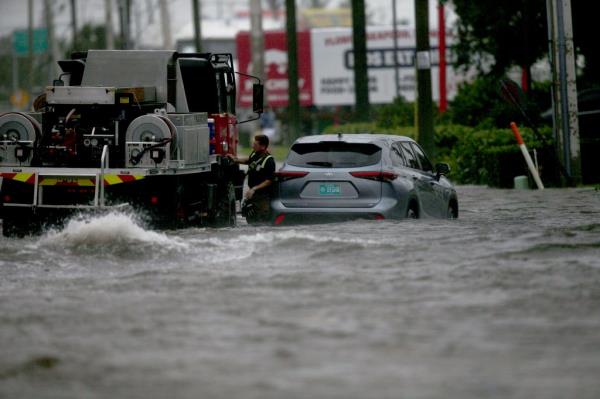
306, 161, 333, 167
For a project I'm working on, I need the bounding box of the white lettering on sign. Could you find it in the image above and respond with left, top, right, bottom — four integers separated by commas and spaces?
311, 26, 470, 105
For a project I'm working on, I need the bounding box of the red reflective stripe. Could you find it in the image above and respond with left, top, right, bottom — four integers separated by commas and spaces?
25, 174, 36, 184
1, 173, 17, 179
119, 175, 136, 182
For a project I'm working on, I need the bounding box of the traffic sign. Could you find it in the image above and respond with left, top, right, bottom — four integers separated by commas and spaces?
12, 29, 48, 55
10, 90, 30, 109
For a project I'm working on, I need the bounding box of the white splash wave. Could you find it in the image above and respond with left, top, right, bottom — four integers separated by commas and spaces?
39, 212, 188, 251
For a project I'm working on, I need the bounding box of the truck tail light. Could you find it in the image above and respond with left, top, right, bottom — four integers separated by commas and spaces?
274, 214, 286, 225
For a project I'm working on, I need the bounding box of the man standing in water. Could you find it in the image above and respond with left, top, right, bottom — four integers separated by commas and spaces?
228, 134, 275, 224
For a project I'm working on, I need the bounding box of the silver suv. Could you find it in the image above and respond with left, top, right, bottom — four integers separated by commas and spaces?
270, 134, 458, 225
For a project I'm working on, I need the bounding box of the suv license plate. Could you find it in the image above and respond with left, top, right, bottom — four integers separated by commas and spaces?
319, 183, 341, 196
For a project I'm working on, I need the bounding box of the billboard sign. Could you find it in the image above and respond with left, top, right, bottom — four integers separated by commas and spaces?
310, 27, 467, 105
236, 31, 313, 108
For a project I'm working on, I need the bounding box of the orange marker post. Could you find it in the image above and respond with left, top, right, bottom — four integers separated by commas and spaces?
510, 122, 544, 189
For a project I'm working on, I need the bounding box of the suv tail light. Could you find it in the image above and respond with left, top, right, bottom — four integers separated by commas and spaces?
274, 214, 286, 225
350, 171, 398, 182
275, 171, 309, 181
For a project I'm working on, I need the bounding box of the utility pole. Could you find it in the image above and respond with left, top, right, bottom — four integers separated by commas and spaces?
392, 0, 400, 98
286, 0, 301, 142
546, 0, 580, 184
250, 0, 264, 82
437, 0, 447, 112
118, 0, 132, 49
28, 0, 34, 99
70, 0, 78, 50
414, 0, 435, 157
250, 0, 265, 142
44, 0, 60, 81
133, 0, 142, 48
351, 0, 370, 119
192, 0, 202, 52
159, 0, 172, 49
105, 0, 114, 49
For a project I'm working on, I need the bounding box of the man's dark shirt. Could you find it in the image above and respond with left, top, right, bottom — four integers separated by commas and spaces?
247, 151, 275, 194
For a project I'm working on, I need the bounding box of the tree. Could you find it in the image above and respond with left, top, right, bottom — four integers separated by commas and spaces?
572, 2, 599, 88
451, 0, 548, 79
450, 0, 598, 89
64, 23, 122, 56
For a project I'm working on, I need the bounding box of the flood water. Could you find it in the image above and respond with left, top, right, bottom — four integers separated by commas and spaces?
1, 185, 600, 399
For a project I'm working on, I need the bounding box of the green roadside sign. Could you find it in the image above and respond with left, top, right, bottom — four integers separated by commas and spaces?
13, 28, 48, 55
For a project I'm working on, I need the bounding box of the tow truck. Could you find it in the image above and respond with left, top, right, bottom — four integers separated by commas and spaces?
0, 50, 263, 236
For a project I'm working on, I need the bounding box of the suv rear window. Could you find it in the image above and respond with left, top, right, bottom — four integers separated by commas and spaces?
287, 142, 382, 168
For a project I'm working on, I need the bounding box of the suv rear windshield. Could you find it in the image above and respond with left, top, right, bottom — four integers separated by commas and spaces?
287, 142, 381, 168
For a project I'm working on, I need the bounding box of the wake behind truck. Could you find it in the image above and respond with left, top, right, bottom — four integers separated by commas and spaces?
0, 50, 263, 236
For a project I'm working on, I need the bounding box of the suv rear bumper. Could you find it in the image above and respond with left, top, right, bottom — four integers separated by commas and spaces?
270, 196, 403, 224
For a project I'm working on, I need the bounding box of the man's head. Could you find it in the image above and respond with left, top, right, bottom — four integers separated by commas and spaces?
252, 134, 269, 153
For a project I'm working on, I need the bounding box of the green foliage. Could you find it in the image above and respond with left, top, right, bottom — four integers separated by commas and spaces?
446, 76, 522, 128
322, 122, 557, 187
572, 1, 600, 88
238, 144, 289, 162
323, 122, 415, 137
0, 36, 50, 106
0, 23, 123, 107
445, 75, 553, 129
435, 124, 556, 187
451, 0, 549, 75
373, 96, 414, 128
65, 24, 123, 57
451, 0, 599, 91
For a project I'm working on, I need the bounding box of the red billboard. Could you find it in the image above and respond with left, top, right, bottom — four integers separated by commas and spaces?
236, 31, 313, 108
